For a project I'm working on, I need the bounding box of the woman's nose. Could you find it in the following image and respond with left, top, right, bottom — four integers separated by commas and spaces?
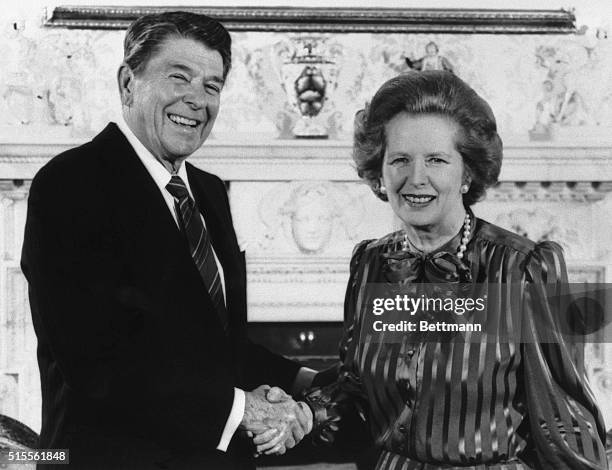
407, 160, 428, 187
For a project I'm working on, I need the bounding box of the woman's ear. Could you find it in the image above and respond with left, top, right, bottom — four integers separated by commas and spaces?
117, 64, 135, 106
461, 164, 473, 187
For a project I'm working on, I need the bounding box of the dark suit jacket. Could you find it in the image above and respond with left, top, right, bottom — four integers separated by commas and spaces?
21, 123, 300, 469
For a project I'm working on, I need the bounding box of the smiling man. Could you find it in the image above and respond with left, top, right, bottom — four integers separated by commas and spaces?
21, 12, 313, 470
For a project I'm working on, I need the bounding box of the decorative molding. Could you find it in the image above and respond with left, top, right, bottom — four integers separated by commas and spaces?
44, 6, 576, 34
252, 301, 340, 308
488, 182, 612, 203
0, 180, 30, 191
246, 257, 347, 321
248, 259, 603, 281
247, 257, 348, 284
2, 140, 612, 181
567, 264, 607, 283
248, 272, 346, 284
248, 266, 347, 276
1, 185, 28, 262
1, 200, 15, 262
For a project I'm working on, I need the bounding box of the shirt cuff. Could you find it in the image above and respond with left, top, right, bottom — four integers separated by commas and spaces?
216, 387, 245, 452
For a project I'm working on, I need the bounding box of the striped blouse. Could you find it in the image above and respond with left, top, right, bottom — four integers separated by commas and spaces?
306, 217, 607, 470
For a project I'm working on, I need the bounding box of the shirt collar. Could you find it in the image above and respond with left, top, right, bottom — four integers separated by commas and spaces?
116, 117, 193, 196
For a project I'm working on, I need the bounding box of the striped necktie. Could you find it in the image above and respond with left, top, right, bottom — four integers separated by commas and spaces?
166, 175, 228, 332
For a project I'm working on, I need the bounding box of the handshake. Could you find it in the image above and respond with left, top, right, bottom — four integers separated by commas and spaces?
240, 385, 313, 456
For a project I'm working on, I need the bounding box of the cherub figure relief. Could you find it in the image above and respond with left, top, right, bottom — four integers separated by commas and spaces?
406, 41, 454, 73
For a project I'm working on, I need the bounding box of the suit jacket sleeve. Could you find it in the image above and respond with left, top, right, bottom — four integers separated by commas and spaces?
522, 241, 607, 470
21, 157, 234, 450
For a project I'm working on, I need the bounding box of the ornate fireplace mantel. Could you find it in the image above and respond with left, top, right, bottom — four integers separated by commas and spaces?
2, 137, 612, 321
1, 138, 612, 181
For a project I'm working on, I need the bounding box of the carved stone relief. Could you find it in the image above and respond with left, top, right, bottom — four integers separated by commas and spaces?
0, 24, 121, 137
2, 20, 612, 140
230, 181, 392, 321
493, 207, 582, 257
534, 39, 612, 128
237, 35, 367, 140
231, 181, 391, 257
474, 197, 592, 261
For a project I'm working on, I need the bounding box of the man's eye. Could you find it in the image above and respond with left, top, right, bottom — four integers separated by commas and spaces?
170, 74, 188, 81
206, 84, 221, 93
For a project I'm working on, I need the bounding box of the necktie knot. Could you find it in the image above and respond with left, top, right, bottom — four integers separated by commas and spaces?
166, 175, 190, 201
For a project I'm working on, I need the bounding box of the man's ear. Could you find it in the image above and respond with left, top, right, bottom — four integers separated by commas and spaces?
117, 64, 135, 106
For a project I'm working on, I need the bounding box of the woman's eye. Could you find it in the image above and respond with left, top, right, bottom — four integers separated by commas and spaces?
390, 157, 409, 165
205, 84, 221, 93
170, 74, 188, 82
428, 157, 447, 164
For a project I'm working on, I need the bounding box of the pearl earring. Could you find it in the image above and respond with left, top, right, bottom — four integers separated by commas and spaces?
379, 180, 387, 195
460, 184, 469, 194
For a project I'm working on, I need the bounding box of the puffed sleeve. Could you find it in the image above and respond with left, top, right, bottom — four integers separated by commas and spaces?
303, 240, 373, 449
522, 241, 608, 469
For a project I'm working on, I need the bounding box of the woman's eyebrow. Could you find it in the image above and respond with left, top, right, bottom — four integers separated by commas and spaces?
387, 151, 412, 158
426, 151, 452, 157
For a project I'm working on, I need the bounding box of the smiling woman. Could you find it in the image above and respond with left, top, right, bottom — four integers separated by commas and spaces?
302, 71, 608, 470
382, 113, 467, 251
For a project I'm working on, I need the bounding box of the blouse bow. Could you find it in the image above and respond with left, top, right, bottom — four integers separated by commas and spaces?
382, 249, 472, 284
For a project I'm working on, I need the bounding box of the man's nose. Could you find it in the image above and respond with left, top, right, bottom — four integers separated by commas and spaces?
182, 85, 208, 109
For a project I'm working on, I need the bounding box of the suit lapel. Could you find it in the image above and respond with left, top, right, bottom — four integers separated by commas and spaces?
93, 124, 242, 354
94, 124, 219, 318
96, 124, 184, 260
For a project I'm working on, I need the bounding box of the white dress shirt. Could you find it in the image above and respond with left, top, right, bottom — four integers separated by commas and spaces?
115, 119, 244, 452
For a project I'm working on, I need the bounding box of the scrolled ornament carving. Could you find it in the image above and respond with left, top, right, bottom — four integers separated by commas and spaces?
494, 207, 583, 259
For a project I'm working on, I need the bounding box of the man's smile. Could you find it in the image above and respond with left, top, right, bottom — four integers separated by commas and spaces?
167, 113, 202, 128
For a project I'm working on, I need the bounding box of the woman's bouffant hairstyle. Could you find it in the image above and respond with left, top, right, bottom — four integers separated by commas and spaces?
353, 71, 502, 207
123, 11, 232, 80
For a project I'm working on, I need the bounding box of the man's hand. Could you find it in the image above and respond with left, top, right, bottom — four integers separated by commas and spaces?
240, 385, 312, 456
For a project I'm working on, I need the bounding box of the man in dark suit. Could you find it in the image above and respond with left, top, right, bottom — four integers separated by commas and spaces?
21, 11, 313, 469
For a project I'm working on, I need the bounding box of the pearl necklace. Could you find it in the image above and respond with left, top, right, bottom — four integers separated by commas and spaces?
401, 213, 472, 259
